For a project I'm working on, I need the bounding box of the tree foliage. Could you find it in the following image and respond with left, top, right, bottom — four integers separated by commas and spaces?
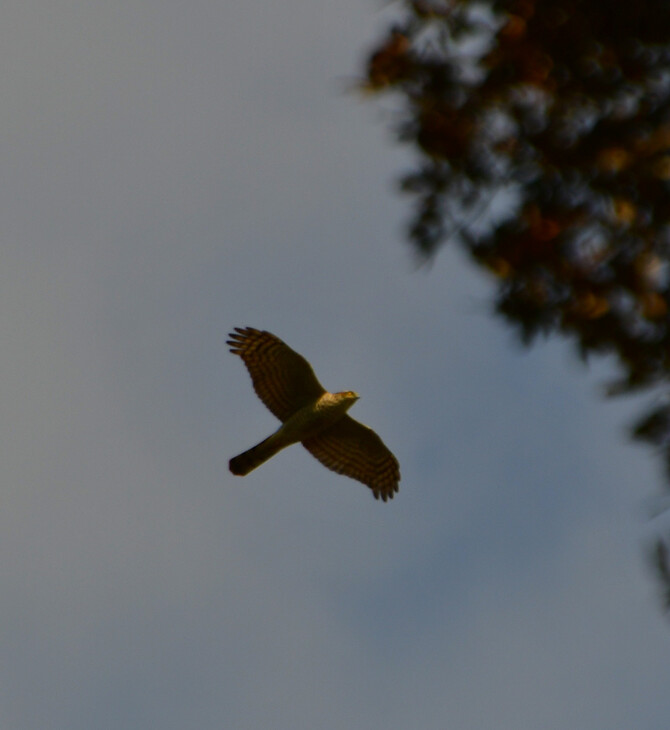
363, 0, 670, 605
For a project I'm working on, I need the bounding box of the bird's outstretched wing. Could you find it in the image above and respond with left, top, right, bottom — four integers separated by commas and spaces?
227, 327, 326, 422
302, 415, 400, 501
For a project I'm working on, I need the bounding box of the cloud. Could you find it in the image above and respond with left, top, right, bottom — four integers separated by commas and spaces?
0, 1, 668, 728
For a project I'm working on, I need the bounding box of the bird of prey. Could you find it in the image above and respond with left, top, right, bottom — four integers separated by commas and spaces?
227, 327, 400, 501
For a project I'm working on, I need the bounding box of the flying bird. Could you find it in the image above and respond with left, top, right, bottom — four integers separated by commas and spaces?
227, 327, 400, 501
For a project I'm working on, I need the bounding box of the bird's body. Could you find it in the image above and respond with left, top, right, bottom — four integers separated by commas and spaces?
227, 327, 400, 501
229, 391, 359, 476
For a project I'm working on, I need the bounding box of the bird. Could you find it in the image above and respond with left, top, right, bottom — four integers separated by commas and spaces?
227, 327, 400, 501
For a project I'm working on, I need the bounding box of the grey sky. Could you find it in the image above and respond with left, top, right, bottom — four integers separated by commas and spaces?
1, 1, 670, 728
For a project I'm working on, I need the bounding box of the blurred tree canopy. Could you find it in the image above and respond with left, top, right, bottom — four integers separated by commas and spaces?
362, 0, 670, 608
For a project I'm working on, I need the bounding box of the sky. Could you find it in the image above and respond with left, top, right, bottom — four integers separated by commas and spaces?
1, 1, 670, 728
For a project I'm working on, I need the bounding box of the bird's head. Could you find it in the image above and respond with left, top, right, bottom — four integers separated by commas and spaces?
333, 390, 360, 410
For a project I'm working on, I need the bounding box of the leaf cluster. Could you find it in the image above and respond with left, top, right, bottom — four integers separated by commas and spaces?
365, 0, 670, 460
363, 0, 670, 605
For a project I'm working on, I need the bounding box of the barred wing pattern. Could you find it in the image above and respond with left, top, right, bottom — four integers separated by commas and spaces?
227, 327, 326, 422
302, 415, 400, 501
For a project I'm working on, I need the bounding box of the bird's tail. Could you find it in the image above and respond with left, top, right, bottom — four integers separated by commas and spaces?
229, 435, 285, 476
